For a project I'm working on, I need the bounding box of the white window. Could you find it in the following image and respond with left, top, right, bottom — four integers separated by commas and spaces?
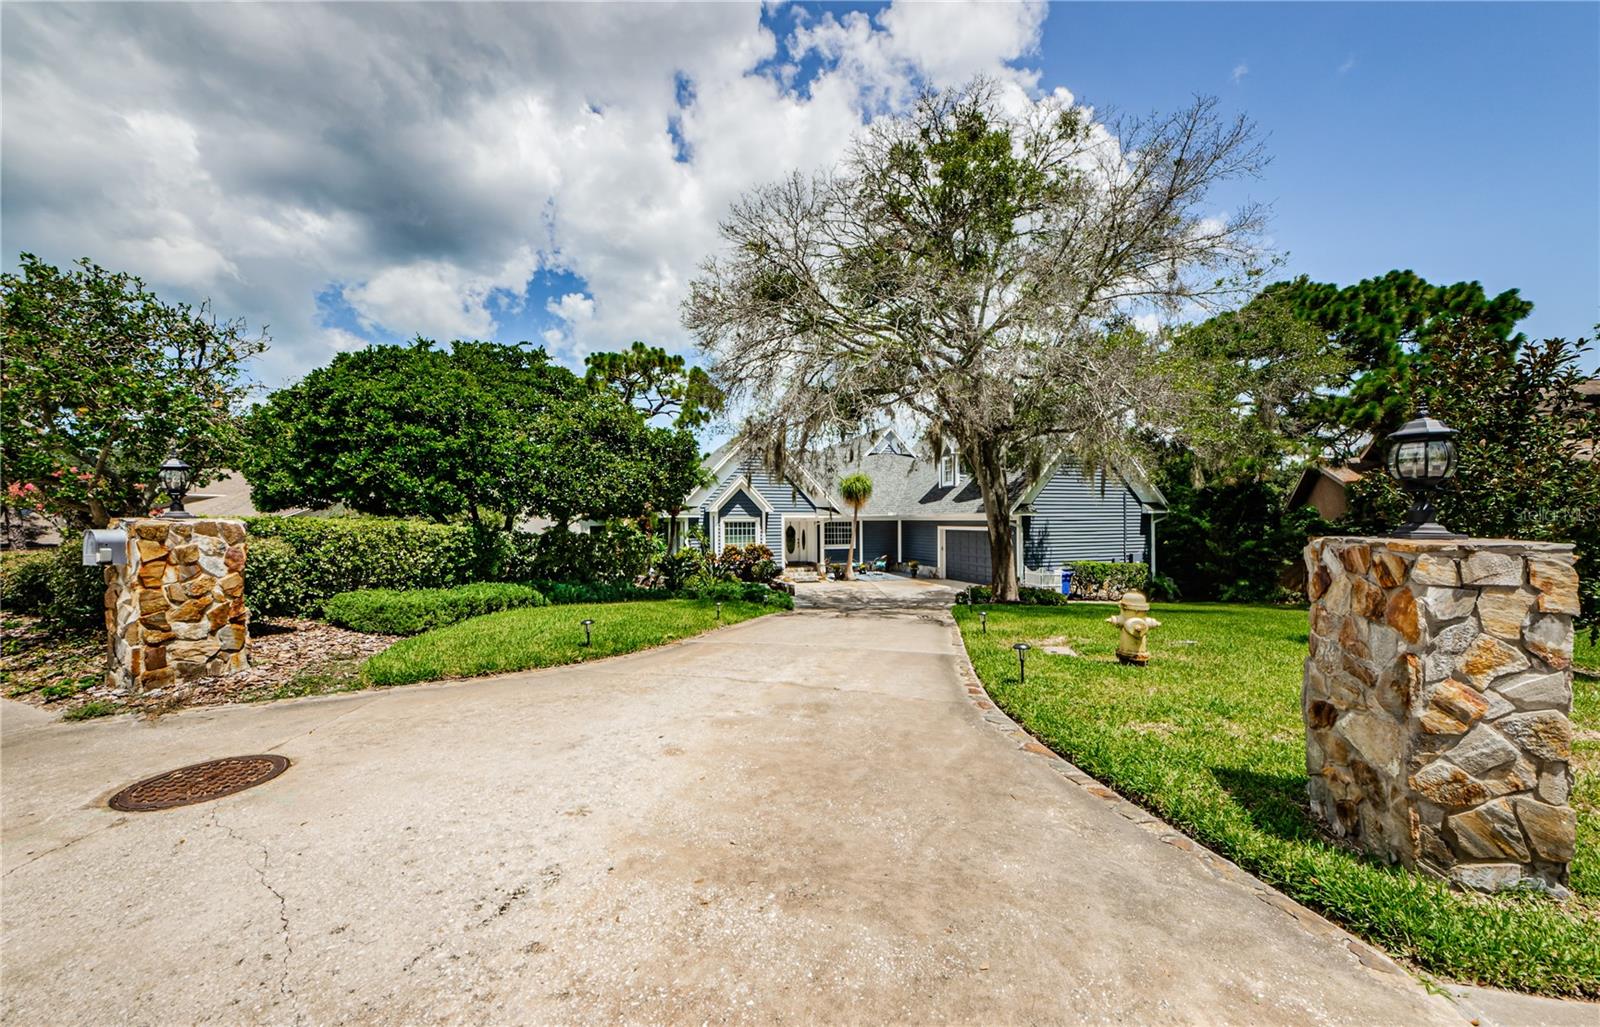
824, 521, 853, 547
940, 455, 957, 488
722, 518, 758, 547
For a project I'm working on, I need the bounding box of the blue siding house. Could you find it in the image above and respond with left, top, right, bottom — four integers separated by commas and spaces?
677, 429, 1166, 585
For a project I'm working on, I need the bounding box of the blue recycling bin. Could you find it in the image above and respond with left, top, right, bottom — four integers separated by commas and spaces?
1060, 567, 1074, 596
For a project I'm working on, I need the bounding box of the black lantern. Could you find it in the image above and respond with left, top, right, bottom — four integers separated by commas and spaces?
158, 452, 195, 520
1384, 406, 1463, 539
1012, 641, 1031, 684
580, 618, 595, 646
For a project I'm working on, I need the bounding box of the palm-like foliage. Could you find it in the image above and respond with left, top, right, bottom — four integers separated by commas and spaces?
839, 473, 873, 579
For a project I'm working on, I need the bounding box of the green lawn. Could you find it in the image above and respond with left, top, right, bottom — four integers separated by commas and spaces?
362, 598, 774, 687
955, 602, 1600, 998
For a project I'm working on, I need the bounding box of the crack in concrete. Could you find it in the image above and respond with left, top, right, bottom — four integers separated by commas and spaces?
2, 816, 128, 878
261, 694, 381, 756
210, 808, 301, 1025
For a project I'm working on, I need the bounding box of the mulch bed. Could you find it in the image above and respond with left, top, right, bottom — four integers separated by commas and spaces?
2, 616, 396, 718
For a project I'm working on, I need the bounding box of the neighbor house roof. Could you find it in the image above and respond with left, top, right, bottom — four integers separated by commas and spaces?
182, 471, 331, 519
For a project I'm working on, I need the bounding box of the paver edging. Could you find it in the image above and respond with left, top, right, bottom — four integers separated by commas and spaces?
935, 612, 1476, 1013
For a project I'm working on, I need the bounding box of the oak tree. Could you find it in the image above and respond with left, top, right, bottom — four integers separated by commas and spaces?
686, 81, 1269, 599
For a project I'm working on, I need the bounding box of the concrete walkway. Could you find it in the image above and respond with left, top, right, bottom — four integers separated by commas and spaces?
2, 605, 1468, 1025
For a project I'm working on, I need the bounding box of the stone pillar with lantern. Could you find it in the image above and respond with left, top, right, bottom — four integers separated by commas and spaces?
89, 453, 251, 695
1302, 410, 1579, 895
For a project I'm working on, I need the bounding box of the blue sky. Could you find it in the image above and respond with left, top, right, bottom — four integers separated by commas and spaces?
4, 1, 1597, 383
491, 1, 1600, 363
1030, 2, 1599, 351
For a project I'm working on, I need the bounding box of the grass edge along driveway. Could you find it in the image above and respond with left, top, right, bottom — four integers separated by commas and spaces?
363, 598, 775, 687
953, 602, 1599, 999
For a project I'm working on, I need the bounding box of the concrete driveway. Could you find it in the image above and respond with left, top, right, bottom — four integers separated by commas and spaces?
2, 605, 1463, 1025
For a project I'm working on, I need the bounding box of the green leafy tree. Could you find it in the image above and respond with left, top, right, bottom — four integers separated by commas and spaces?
243, 340, 580, 528
584, 341, 725, 428
1152, 447, 1331, 602
1343, 320, 1600, 636
687, 81, 1269, 600
524, 394, 704, 530
838, 473, 873, 579
1, 253, 267, 528
1261, 270, 1532, 455
1165, 296, 1349, 480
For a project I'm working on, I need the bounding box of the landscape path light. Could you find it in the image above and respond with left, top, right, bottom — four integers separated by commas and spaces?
715, 600, 722, 623
1012, 641, 1030, 685
979, 609, 987, 634
1384, 405, 1464, 539
580, 618, 594, 646
158, 452, 195, 519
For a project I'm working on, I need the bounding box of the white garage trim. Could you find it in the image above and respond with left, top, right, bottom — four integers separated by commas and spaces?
936, 526, 991, 582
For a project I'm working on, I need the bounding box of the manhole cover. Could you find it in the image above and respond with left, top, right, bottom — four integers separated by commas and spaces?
108, 754, 290, 811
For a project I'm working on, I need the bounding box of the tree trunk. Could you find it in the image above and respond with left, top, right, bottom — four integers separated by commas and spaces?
971, 439, 1019, 601
844, 509, 856, 579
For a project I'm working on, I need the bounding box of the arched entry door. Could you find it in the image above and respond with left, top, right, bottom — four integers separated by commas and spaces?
784, 519, 817, 564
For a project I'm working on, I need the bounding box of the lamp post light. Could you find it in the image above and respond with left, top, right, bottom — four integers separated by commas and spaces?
158, 452, 195, 519
580, 618, 594, 646
1012, 641, 1031, 685
1384, 406, 1464, 539
979, 610, 988, 634
715, 601, 723, 624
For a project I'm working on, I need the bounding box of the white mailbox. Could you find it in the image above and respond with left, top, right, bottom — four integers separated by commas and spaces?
82, 528, 129, 566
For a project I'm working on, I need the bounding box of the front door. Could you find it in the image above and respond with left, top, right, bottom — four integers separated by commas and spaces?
783, 519, 818, 564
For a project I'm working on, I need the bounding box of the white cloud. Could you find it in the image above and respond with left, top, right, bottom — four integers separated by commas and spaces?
1337, 55, 1357, 76
1231, 62, 1249, 85
1, 1, 1051, 385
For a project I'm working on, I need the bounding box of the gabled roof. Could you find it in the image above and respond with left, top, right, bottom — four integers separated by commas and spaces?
1287, 463, 1368, 510
691, 429, 1165, 519
684, 439, 840, 514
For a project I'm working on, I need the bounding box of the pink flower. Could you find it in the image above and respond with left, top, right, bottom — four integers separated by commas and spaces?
133, 483, 147, 491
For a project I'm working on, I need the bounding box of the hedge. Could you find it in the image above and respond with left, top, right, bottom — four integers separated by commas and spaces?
1069, 561, 1149, 599
323, 582, 548, 635
958, 562, 1152, 606
244, 516, 504, 595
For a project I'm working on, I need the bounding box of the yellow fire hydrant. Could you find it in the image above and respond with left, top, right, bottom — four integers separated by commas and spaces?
1106, 591, 1161, 666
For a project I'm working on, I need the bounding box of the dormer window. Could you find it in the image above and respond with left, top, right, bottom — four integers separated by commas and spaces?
940, 454, 957, 488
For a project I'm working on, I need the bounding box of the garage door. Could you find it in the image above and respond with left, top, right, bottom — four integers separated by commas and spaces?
944, 529, 992, 584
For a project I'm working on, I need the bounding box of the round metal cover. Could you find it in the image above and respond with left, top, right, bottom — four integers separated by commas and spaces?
109, 754, 290, 811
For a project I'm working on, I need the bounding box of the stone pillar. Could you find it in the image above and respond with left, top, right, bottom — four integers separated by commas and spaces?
104, 518, 250, 693
1303, 536, 1578, 896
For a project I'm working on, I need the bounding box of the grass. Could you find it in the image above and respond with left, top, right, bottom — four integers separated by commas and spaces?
954, 602, 1600, 998
362, 598, 774, 687
245, 658, 368, 703
62, 700, 118, 721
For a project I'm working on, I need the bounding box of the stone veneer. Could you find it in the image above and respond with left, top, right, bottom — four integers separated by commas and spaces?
104, 518, 249, 693
1303, 536, 1578, 896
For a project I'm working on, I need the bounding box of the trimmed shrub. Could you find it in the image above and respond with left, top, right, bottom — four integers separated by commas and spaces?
324, 582, 547, 635
242, 536, 309, 618
681, 579, 792, 608
244, 516, 502, 597
711, 543, 777, 583
1, 551, 54, 615
1068, 561, 1150, 599
520, 522, 655, 585
533, 581, 665, 605
960, 584, 1070, 606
